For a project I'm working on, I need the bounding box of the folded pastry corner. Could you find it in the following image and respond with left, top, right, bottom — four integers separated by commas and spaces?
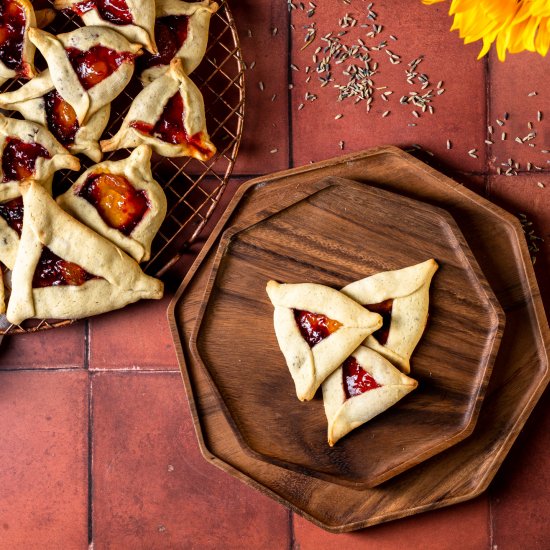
323, 346, 418, 446
6, 180, 163, 325
341, 259, 439, 374
266, 280, 383, 401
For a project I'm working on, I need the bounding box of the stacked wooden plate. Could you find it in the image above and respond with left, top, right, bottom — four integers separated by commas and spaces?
168, 146, 550, 533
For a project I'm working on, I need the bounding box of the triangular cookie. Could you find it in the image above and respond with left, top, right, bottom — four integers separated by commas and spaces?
28, 26, 141, 124
266, 280, 383, 401
0, 114, 80, 202
341, 259, 438, 373
138, 0, 219, 85
0, 0, 37, 86
101, 58, 216, 161
6, 180, 163, 324
0, 86, 111, 162
57, 145, 167, 263
55, 0, 157, 54
322, 346, 418, 446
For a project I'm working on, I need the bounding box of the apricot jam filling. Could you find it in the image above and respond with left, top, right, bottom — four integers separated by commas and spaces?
294, 309, 342, 348
45, 90, 79, 146
33, 247, 95, 288
2, 137, 51, 182
0, 196, 23, 235
365, 299, 393, 345
72, 0, 133, 25
343, 357, 381, 399
138, 15, 189, 70
0, 0, 26, 73
66, 45, 134, 90
78, 172, 148, 236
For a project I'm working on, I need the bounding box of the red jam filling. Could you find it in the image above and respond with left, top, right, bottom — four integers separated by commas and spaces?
129, 93, 212, 156
0, 0, 26, 72
0, 196, 23, 236
294, 309, 342, 348
343, 356, 381, 399
73, 0, 133, 25
45, 90, 79, 147
138, 15, 189, 70
78, 172, 148, 236
66, 45, 134, 90
2, 137, 51, 182
365, 299, 393, 345
33, 247, 96, 288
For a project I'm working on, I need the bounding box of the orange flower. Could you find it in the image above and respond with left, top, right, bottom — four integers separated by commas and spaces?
423, 0, 550, 60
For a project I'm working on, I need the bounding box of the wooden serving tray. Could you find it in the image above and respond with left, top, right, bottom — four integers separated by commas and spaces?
168, 146, 550, 532
189, 177, 504, 488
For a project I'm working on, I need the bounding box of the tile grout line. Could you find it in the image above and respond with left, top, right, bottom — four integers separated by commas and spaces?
87, 371, 94, 547
488, 491, 495, 549
484, 53, 492, 195
287, 2, 294, 170
288, 508, 295, 550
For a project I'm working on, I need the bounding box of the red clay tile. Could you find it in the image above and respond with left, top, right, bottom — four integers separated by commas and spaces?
92, 372, 289, 548
488, 174, 550, 315
290, 0, 487, 173
490, 388, 550, 549
0, 370, 88, 548
488, 50, 550, 174
293, 497, 489, 550
89, 296, 177, 370
230, 1, 290, 175
0, 321, 86, 370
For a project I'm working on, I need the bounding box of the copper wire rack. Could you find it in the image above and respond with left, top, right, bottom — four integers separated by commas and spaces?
0, 0, 245, 335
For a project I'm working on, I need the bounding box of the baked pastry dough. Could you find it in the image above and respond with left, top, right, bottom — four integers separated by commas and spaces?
266, 280, 383, 402
34, 5, 57, 29
0, 85, 110, 162
0, 195, 23, 270
55, 0, 157, 54
0, 114, 80, 202
0, 0, 37, 85
57, 145, 167, 263
322, 346, 418, 446
6, 180, 163, 324
341, 259, 438, 374
27, 26, 142, 124
139, 0, 219, 85
101, 58, 216, 161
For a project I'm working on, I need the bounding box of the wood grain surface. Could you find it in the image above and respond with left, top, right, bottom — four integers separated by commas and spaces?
168, 146, 550, 532
189, 178, 504, 488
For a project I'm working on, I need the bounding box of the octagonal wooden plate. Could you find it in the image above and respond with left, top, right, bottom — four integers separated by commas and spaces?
188, 178, 504, 488
168, 146, 550, 532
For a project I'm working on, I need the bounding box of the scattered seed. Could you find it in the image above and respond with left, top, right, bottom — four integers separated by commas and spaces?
528, 91, 538, 97
339, 140, 345, 149
298, 103, 304, 110
501, 132, 507, 141
412, 110, 420, 118
485, 140, 494, 145
249, 61, 256, 70
270, 148, 278, 154
271, 94, 277, 101
537, 182, 545, 188
468, 149, 478, 158
447, 140, 452, 149
496, 119, 505, 126
290, 63, 299, 71
258, 81, 264, 91
334, 113, 343, 119
382, 110, 390, 117
538, 111, 543, 122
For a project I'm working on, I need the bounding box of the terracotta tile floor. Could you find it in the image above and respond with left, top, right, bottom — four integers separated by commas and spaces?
1, 1, 549, 548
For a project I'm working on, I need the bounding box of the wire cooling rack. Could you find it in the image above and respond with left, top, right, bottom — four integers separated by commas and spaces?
0, 0, 245, 334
